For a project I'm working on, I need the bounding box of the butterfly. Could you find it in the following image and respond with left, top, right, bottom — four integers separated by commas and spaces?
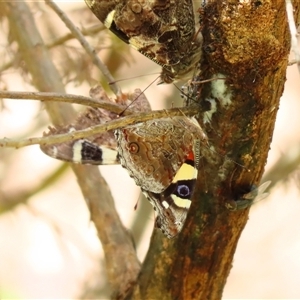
84, 0, 202, 83
40, 88, 208, 238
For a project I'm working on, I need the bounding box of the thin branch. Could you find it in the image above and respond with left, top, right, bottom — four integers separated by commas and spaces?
0, 91, 134, 115
47, 24, 105, 48
0, 24, 105, 74
0, 106, 199, 148
44, 0, 121, 96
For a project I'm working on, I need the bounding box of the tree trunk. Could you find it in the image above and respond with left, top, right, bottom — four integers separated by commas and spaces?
129, 1, 292, 299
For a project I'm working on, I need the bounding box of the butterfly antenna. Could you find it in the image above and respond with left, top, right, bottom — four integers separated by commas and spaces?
119, 75, 161, 116
173, 83, 198, 106
109, 72, 161, 84
174, 77, 226, 107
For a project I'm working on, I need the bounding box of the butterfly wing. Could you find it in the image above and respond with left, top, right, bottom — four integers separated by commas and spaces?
40, 106, 119, 165
41, 138, 119, 165
84, 0, 201, 83
144, 158, 198, 238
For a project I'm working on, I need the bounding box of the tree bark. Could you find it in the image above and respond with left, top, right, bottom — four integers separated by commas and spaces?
129, 1, 293, 299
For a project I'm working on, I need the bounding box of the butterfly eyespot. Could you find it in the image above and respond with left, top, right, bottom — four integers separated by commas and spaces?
177, 184, 190, 197
130, 3, 142, 13
145, 165, 155, 175
128, 142, 139, 153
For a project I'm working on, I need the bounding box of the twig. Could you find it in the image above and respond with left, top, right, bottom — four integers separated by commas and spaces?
47, 24, 105, 48
0, 106, 199, 148
45, 0, 121, 96
0, 91, 134, 115
0, 24, 105, 74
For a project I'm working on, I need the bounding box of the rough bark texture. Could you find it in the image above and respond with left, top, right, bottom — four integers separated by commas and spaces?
129, 1, 292, 299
